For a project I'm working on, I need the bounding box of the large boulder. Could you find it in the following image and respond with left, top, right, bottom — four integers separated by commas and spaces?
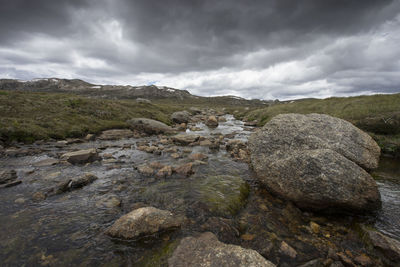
127, 118, 174, 135
248, 113, 381, 213
171, 111, 191, 124
106, 207, 184, 240
60, 148, 100, 164
168, 232, 275, 267
98, 129, 134, 140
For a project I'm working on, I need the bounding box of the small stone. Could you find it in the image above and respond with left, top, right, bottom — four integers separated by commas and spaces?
354, 254, 373, 266
149, 162, 165, 170
14, 197, 26, 204
188, 153, 208, 161
156, 166, 173, 178
137, 165, 155, 176
310, 221, 320, 234
60, 148, 100, 165
174, 163, 194, 177
280, 241, 297, 258
241, 233, 256, 241
336, 252, 354, 267
205, 116, 219, 128
199, 140, 212, 146
171, 153, 181, 159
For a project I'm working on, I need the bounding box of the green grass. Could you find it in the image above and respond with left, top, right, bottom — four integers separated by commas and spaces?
0, 90, 180, 143
244, 93, 400, 156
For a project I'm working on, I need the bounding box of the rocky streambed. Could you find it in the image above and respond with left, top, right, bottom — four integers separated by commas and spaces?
0, 113, 399, 266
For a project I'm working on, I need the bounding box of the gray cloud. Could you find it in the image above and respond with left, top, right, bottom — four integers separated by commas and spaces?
0, 0, 400, 99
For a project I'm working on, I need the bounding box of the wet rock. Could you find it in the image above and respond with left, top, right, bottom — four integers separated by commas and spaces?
137, 165, 155, 176
149, 162, 165, 170
84, 133, 95, 141
32, 191, 46, 201
168, 232, 275, 267
95, 194, 121, 209
172, 134, 200, 145
170, 153, 181, 159
189, 153, 208, 161
244, 121, 258, 127
98, 129, 134, 140
156, 166, 173, 178
171, 111, 191, 124
106, 207, 184, 240
199, 139, 212, 146
336, 252, 355, 267
177, 123, 187, 131
60, 148, 100, 165
127, 118, 175, 135
0, 180, 21, 188
205, 115, 219, 128
55, 173, 98, 194
366, 229, 400, 262
194, 175, 249, 217
218, 116, 227, 122
354, 254, 373, 267
14, 197, 26, 204
297, 258, 324, 267
280, 241, 297, 259
190, 126, 203, 132
310, 221, 320, 234
33, 158, 59, 167
0, 170, 17, 184
330, 261, 345, 267
174, 163, 194, 177
201, 217, 240, 242
248, 113, 381, 213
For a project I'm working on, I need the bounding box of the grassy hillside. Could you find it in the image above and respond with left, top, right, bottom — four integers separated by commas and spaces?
244, 93, 400, 156
0, 90, 180, 143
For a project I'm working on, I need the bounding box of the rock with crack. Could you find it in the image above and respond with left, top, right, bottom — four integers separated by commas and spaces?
106, 207, 184, 240
168, 232, 275, 267
248, 113, 381, 213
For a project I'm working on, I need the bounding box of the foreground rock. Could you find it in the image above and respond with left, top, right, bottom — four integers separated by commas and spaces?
55, 173, 98, 194
127, 118, 175, 135
106, 207, 184, 240
61, 148, 100, 164
98, 129, 134, 140
205, 116, 219, 128
366, 229, 400, 262
171, 111, 191, 124
249, 113, 381, 213
168, 232, 275, 267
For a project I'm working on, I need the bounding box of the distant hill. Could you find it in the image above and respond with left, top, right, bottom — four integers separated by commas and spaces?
0, 78, 273, 106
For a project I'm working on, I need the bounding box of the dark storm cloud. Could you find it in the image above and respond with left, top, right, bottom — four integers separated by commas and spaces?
0, 0, 399, 99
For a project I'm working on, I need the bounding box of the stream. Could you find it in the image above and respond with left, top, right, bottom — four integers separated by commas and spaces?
0, 115, 399, 266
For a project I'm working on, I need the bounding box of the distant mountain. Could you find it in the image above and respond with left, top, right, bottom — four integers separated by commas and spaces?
0, 78, 274, 105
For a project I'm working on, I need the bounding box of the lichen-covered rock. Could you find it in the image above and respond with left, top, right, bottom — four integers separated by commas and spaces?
98, 129, 134, 140
106, 207, 184, 240
127, 118, 175, 135
168, 232, 275, 267
60, 148, 100, 164
248, 113, 381, 213
171, 111, 191, 124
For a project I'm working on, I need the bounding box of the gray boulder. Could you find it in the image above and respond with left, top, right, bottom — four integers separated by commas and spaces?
60, 148, 100, 164
106, 207, 184, 240
171, 111, 191, 124
168, 232, 275, 267
127, 118, 174, 135
248, 113, 381, 213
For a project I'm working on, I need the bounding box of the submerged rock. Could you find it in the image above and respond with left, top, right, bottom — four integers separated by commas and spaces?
0, 170, 17, 184
171, 111, 191, 124
248, 113, 381, 213
98, 129, 134, 140
168, 232, 275, 267
60, 148, 100, 165
127, 118, 174, 135
194, 175, 249, 217
366, 230, 400, 262
106, 207, 184, 240
174, 163, 194, 177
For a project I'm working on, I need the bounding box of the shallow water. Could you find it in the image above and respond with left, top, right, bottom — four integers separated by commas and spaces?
0, 115, 399, 266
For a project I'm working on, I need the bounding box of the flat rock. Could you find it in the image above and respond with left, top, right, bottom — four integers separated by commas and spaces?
60, 148, 100, 164
127, 118, 174, 135
33, 158, 59, 167
168, 232, 275, 267
248, 113, 381, 213
172, 134, 200, 145
55, 173, 98, 194
98, 129, 134, 140
106, 207, 183, 240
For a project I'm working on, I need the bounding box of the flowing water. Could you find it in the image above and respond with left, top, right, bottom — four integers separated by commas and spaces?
0, 115, 399, 266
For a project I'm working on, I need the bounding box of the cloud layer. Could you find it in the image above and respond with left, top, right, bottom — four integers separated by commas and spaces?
1, 0, 400, 99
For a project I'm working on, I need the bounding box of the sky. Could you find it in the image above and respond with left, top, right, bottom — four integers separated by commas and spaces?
1, 0, 400, 100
